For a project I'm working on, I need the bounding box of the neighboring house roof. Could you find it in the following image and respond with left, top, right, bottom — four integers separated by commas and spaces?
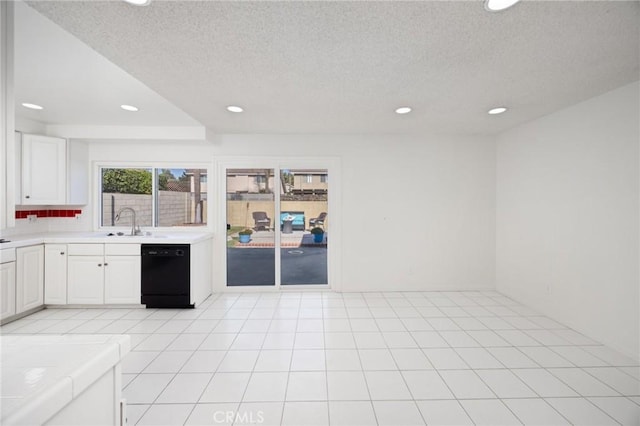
165, 180, 191, 192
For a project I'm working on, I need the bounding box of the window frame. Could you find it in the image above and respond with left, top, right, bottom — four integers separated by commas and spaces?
94, 161, 211, 232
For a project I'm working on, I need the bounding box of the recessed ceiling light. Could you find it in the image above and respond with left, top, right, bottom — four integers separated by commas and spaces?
120, 104, 139, 112
484, 0, 521, 12
488, 107, 508, 115
122, 0, 152, 6
395, 107, 412, 114
227, 106, 244, 113
22, 103, 43, 110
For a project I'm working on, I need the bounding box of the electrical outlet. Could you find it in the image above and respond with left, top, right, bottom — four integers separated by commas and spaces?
27, 214, 37, 222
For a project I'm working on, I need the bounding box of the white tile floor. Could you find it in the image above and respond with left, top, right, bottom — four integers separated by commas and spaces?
2, 290, 639, 425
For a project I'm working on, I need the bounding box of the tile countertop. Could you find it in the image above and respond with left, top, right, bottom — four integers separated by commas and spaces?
1, 334, 131, 425
0, 231, 214, 249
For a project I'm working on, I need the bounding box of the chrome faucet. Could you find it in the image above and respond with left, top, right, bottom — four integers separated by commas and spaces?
115, 207, 141, 236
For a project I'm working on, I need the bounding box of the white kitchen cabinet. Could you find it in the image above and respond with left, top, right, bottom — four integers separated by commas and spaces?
0, 260, 16, 320
191, 238, 213, 307
44, 244, 68, 304
104, 256, 141, 304
67, 255, 104, 304
67, 244, 140, 305
21, 134, 66, 205
16, 134, 88, 206
16, 245, 44, 314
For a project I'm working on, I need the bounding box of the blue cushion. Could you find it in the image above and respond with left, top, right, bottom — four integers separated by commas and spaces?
280, 212, 305, 226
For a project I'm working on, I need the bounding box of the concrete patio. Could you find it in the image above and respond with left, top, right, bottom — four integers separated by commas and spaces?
229, 230, 327, 247
226, 246, 328, 285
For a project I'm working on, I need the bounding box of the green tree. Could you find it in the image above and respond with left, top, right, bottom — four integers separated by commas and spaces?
102, 169, 152, 194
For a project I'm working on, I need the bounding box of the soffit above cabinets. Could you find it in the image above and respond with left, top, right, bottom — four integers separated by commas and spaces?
14, 1, 201, 128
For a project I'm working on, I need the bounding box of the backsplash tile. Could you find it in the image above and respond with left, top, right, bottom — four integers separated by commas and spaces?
15, 209, 82, 219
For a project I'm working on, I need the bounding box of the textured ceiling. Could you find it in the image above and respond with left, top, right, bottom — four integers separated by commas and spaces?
24, 0, 640, 135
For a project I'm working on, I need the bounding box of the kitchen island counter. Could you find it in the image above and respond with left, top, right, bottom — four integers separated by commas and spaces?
1, 334, 130, 425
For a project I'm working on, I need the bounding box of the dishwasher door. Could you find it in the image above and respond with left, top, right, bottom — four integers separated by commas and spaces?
141, 244, 192, 308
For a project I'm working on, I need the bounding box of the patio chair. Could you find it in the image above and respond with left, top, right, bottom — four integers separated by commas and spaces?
309, 212, 327, 229
252, 211, 271, 231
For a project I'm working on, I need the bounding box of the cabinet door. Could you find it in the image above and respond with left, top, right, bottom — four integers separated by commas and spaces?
16, 245, 45, 313
67, 256, 104, 304
104, 256, 141, 304
0, 262, 16, 320
21, 134, 66, 205
45, 244, 68, 304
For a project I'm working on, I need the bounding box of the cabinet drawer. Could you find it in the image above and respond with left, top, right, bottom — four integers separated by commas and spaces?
105, 244, 140, 256
67, 244, 104, 256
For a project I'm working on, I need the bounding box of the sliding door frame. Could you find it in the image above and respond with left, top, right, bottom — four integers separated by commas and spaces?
213, 156, 342, 293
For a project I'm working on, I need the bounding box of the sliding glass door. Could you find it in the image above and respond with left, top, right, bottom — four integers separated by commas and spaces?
225, 166, 329, 288
226, 168, 275, 286
280, 168, 328, 285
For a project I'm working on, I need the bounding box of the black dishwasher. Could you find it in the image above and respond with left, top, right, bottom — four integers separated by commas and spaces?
141, 244, 193, 308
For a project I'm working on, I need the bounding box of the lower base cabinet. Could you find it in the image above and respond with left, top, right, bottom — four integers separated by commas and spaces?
0, 261, 17, 320
44, 244, 68, 304
66, 244, 140, 305
67, 256, 104, 304
16, 245, 44, 313
104, 255, 141, 304
1, 245, 44, 321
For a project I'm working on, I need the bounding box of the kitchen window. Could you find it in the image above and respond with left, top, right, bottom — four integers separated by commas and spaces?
100, 167, 207, 228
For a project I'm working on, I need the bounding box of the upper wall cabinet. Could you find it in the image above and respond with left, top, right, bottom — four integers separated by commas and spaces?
18, 134, 88, 206
21, 134, 66, 205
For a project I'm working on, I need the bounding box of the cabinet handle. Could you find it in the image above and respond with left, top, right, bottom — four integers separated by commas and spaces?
25, 195, 30, 199
104, 263, 108, 266
98, 263, 102, 267
60, 252, 65, 255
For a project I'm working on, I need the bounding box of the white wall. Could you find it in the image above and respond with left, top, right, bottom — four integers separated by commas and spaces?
6, 130, 496, 292
214, 134, 496, 292
496, 81, 640, 360
89, 134, 496, 292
